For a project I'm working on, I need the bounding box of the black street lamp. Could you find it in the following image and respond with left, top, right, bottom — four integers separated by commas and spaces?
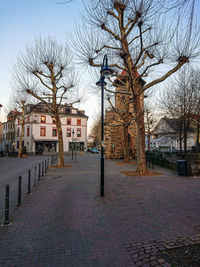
96, 55, 113, 197
72, 129, 75, 160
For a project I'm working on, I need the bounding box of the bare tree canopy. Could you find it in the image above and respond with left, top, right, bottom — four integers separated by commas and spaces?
11, 36, 79, 167
12, 36, 78, 107
72, 0, 199, 174
158, 66, 200, 155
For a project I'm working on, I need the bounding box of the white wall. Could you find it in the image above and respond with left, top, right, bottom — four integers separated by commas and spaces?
14, 113, 88, 153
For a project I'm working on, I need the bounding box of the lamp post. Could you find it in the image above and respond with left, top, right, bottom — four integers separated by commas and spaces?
96, 55, 113, 197
72, 129, 75, 160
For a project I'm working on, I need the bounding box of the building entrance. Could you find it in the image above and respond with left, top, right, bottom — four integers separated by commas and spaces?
35, 141, 57, 154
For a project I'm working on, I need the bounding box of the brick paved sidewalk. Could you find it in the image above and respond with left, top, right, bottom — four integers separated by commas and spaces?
0, 154, 200, 266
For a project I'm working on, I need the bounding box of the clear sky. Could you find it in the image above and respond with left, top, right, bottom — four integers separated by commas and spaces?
0, 0, 100, 129
0, 0, 200, 127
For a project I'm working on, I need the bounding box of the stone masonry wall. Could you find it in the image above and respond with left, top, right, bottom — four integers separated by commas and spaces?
105, 110, 137, 159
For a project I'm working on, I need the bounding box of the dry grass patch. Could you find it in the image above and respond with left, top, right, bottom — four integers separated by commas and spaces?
120, 170, 163, 176
116, 160, 136, 165
50, 165, 72, 168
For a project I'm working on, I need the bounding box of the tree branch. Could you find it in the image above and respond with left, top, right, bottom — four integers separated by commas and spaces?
32, 71, 52, 91
26, 89, 54, 112
101, 24, 121, 41
143, 61, 188, 91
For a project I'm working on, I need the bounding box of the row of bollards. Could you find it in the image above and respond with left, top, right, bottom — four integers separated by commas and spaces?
3, 158, 50, 226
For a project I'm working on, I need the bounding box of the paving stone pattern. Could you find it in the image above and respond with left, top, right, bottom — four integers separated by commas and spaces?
125, 235, 200, 266
0, 154, 200, 266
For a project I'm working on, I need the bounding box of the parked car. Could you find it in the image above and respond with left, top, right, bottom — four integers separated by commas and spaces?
90, 148, 100, 154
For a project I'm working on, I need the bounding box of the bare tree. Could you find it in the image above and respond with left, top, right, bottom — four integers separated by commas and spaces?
8, 90, 38, 158
72, 0, 200, 174
89, 113, 101, 147
158, 66, 200, 156
12, 36, 79, 167
144, 101, 157, 151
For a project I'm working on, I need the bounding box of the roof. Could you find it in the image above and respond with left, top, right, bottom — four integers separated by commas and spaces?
114, 69, 145, 87
152, 117, 194, 134
26, 103, 88, 119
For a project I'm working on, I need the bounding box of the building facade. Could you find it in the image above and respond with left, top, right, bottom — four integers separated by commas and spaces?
150, 117, 195, 151
1, 111, 17, 152
2, 103, 88, 154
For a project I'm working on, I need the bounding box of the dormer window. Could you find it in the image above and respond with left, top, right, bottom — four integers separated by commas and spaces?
41, 115, 46, 123
71, 109, 77, 114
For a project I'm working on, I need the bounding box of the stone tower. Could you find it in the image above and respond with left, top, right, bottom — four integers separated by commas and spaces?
104, 69, 145, 160
104, 71, 138, 159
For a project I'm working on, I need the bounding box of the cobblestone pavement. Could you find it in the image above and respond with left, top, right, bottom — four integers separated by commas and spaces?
0, 156, 50, 224
125, 235, 200, 266
0, 154, 200, 266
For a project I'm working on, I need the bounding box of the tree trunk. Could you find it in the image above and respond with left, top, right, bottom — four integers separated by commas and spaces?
123, 125, 130, 162
18, 104, 25, 158
55, 113, 64, 167
184, 130, 187, 157
18, 123, 24, 158
196, 112, 200, 146
179, 128, 183, 157
147, 129, 150, 151
134, 96, 148, 175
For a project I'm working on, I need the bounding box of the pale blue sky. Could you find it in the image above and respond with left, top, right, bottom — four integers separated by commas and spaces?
0, 0, 200, 125
0, 0, 99, 125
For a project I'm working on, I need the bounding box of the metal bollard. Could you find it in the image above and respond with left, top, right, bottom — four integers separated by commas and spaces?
152, 159, 154, 169
34, 166, 37, 185
4, 185, 10, 225
38, 163, 41, 180
42, 161, 44, 176
28, 170, 31, 194
45, 160, 47, 172
47, 158, 49, 169
17, 176, 22, 206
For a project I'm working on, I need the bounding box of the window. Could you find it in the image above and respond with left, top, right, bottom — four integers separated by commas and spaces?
67, 128, 71, 137
17, 127, 20, 137
41, 115, 46, 123
27, 116, 30, 122
27, 127, 30, 137
77, 119, 81, 126
52, 128, 57, 137
77, 129, 81, 137
72, 109, 77, 114
67, 118, 71, 125
40, 127, 46, 136
52, 118, 56, 124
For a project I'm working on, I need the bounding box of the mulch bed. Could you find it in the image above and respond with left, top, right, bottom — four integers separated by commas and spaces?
120, 170, 163, 176
158, 244, 200, 266
116, 160, 136, 165
50, 165, 72, 168
125, 235, 200, 266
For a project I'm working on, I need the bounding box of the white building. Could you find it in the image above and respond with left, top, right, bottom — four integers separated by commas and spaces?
150, 117, 195, 152
3, 103, 88, 154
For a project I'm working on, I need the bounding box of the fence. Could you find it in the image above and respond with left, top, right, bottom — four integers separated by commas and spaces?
0, 156, 54, 226
146, 151, 179, 171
